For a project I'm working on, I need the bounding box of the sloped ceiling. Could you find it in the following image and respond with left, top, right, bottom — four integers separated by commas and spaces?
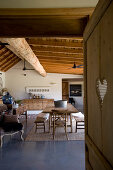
0, 44, 21, 72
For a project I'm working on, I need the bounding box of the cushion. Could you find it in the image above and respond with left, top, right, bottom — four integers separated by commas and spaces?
2, 122, 23, 132
4, 115, 19, 123
72, 112, 84, 118
34, 116, 46, 123
37, 112, 49, 119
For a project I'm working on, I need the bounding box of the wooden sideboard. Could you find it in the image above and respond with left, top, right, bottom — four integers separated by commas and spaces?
22, 98, 54, 110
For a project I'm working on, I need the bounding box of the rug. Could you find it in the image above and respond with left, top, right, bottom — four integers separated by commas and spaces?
25, 119, 84, 141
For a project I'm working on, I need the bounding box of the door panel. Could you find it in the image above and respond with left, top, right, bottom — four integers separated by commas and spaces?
62, 82, 69, 101
87, 24, 102, 151
84, 0, 113, 169
100, 3, 113, 166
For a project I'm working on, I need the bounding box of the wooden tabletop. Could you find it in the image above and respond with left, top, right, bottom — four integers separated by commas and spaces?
43, 103, 78, 114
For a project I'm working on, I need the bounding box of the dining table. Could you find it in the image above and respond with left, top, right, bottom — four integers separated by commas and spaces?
43, 103, 78, 133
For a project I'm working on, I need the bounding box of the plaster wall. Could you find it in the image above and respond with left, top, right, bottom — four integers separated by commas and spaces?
5, 61, 83, 101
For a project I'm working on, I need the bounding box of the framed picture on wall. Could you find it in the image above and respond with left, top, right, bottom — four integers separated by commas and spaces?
70, 84, 82, 97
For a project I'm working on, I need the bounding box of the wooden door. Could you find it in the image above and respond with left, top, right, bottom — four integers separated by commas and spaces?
84, 0, 113, 169
62, 82, 69, 101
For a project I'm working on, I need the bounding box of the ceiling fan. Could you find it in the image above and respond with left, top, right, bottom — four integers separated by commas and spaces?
23, 59, 34, 71
68, 62, 84, 69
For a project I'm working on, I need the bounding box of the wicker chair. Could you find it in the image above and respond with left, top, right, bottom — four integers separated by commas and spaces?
52, 110, 68, 140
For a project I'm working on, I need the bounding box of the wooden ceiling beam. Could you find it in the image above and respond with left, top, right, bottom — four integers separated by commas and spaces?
37, 56, 83, 61
0, 38, 47, 76
32, 46, 83, 54
0, 50, 11, 60
39, 59, 83, 65
0, 54, 17, 67
44, 66, 83, 74
26, 38, 83, 48
0, 8, 92, 37
46, 70, 83, 75
0, 55, 19, 69
0, 52, 14, 63
0, 45, 6, 51
2, 58, 21, 72
35, 51, 83, 58
40, 62, 83, 67
0, 48, 9, 58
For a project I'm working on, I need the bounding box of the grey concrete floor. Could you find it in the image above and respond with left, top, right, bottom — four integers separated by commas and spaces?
0, 141, 85, 170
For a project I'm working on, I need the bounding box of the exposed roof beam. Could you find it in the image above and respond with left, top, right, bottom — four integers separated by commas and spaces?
0, 8, 94, 37
0, 54, 16, 67
0, 53, 14, 64
26, 38, 83, 48
0, 48, 9, 58
35, 51, 83, 58
39, 59, 83, 65
2, 58, 21, 72
0, 38, 47, 76
31, 46, 83, 54
37, 55, 83, 61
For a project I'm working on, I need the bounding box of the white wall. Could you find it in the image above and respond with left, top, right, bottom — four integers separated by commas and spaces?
5, 61, 83, 101
0, 71, 5, 88
0, 0, 99, 8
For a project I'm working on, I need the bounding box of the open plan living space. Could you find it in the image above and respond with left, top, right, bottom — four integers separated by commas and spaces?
0, 0, 113, 170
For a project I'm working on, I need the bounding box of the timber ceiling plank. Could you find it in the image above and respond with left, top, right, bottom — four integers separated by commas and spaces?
27, 37, 84, 75
31, 46, 83, 54
34, 51, 83, 58
0, 54, 16, 68
0, 45, 21, 72
26, 37, 83, 47
1, 58, 21, 72
0, 56, 20, 69
0, 48, 9, 58
0, 52, 13, 63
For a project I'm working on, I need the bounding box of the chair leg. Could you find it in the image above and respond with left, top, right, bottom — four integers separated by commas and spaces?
44, 122, 45, 133
53, 115, 55, 140
70, 114, 73, 133
35, 124, 37, 133
49, 114, 51, 133
75, 121, 77, 133
20, 130, 24, 141
65, 114, 68, 140
65, 124, 68, 140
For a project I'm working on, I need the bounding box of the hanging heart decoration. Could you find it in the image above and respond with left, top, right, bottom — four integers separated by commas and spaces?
96, 78, 107, 106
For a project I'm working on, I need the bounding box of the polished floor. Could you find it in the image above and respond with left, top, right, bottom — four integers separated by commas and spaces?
0, 141, 85, 170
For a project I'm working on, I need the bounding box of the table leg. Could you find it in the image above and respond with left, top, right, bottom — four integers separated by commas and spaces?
53, 114, 55, 140
49, 114, 51, 133
70, 113, 73, 133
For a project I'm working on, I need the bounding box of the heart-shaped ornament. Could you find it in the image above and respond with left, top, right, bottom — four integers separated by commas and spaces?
96, 78, 107, 105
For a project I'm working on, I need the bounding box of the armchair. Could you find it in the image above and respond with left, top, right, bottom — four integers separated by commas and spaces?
0, 114, 24, 147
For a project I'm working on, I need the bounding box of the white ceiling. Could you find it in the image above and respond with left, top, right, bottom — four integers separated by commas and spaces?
0, 0, 99, 8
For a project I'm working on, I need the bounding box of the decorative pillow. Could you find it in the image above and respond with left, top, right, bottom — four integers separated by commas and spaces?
4, 115, 19, 123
